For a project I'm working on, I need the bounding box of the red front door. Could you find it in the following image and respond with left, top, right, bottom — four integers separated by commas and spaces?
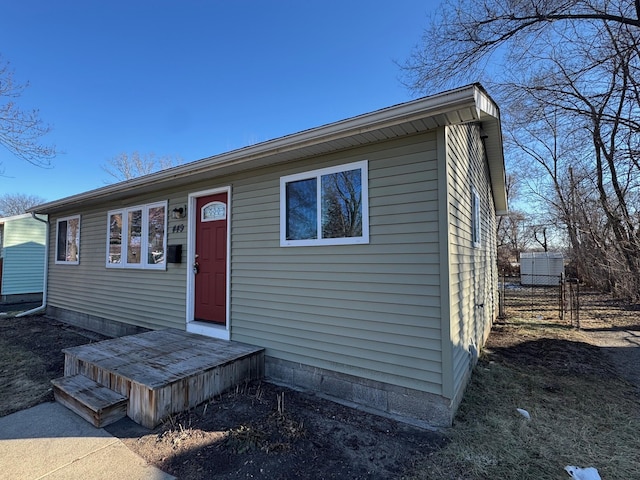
194, 192, 228, 324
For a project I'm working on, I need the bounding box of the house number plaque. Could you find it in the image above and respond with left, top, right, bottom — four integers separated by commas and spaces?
201, 201, 226, 222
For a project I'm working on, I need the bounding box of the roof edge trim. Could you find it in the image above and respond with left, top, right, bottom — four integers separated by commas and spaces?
31, 84, 501, 214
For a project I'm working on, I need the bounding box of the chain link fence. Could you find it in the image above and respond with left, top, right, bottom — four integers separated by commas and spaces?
499, 274, 580, 327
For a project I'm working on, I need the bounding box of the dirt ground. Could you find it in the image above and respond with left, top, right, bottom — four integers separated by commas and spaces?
1, 289, 639, 479
109, 381, 445, 479
0, 313, 107, 418
494, 287, 640, 390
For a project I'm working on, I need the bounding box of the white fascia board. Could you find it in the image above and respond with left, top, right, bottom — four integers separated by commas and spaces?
0, 213, 35, 223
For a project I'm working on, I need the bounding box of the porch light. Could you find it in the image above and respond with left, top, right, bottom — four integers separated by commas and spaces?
172, 207, 186, 219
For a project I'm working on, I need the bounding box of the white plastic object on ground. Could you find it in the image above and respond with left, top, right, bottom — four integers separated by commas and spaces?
564, 465, 602, 480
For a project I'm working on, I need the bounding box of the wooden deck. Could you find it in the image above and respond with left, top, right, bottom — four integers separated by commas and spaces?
54, 329, 264, 428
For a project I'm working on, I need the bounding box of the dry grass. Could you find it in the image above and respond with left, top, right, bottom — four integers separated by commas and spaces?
411, 287, 640, 480
0, 315, 106, 417
419, 356, 640, 479
0, 343, 52, 412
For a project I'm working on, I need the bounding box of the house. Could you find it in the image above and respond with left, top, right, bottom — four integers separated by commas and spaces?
0, 213, 47, 304
30, 84, 507, 427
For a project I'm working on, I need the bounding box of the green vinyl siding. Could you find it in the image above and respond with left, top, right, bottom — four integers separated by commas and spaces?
1, 215, 46, 295
47, 192, 189, 331
46, 132, 446, 395
230, 132, 444, 394
444, 123, 499, 399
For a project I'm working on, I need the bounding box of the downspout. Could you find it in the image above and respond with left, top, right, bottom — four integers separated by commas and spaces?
16, 212, 49, 317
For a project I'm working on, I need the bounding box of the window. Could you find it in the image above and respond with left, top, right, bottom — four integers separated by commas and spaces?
147, 204, 167, 265
106, 201, 167, 269
201, 201, 227, 221
108, 212, 122, 264
280, 161, 369, 246
127, 209, 142, 264
56, 215, 80, 264
471, 188, 481, 248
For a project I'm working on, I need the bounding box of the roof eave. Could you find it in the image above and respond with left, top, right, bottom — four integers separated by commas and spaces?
30, 84, 507, 215
481, 115, 508, 215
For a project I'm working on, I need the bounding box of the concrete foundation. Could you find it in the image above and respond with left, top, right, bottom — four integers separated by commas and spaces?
1, 292, 43, 304
46, 306, 149, 338
266, 357, 454, 428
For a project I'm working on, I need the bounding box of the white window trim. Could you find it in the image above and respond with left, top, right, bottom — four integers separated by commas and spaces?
472, 187, 481, 248
279, 160, 369, 247
106, 201, 168, 269
55, 215, 81, 265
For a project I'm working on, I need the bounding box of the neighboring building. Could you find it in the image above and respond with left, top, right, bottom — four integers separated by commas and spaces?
520, 252, 565, 286
30, 84, 507, 426
0, 213, 47, 303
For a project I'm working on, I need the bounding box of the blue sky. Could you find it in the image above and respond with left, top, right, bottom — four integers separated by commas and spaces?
0, 1, 435, 202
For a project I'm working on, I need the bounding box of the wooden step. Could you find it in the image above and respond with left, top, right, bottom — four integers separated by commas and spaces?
51, 375, 128, 428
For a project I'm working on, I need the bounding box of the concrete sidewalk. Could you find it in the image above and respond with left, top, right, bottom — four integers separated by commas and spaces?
0, 402, 174, 480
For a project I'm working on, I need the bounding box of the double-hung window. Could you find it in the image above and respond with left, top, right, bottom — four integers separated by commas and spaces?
56, 215, 80, 264
280, 160, 369, 246
106, 201, 167, 269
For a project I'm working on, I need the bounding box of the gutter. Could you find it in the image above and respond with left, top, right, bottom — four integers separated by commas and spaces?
16, 212, 49, 317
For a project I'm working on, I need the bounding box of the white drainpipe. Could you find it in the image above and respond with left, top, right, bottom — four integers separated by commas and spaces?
16, 212, 49, 317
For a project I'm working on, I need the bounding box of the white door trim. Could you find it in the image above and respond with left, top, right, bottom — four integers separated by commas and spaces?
186, 186, 231, 340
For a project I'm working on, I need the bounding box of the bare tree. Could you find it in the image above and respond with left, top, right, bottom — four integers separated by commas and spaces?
497, 174, 530, 272
0, 56, 57, 168
401, 0, 640, 94
101, 151, 183, 182
508, 22, 640, 296
497, 209, 529, 273
402, 0, 640, 299
0, 193, 47, 217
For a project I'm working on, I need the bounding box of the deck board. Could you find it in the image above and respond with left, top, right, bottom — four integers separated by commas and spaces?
52, 375, 128, 428
61, 329, 264, 428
